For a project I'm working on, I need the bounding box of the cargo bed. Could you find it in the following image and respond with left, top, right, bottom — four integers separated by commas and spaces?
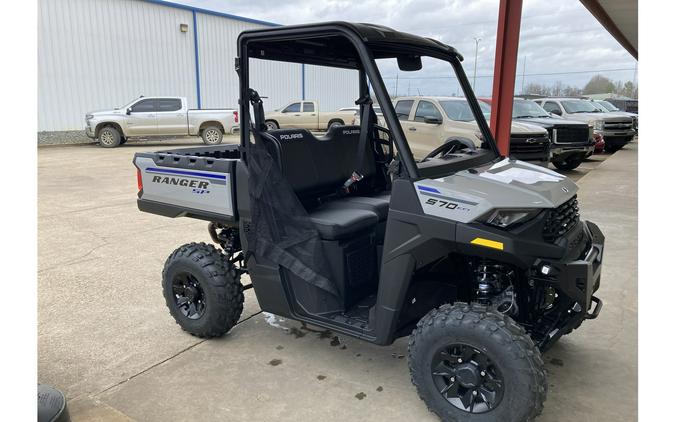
133, 145, 241, 225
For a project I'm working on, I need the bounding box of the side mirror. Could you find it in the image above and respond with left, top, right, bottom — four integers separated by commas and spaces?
126, 108, 132, 115
424, 116, 442, 125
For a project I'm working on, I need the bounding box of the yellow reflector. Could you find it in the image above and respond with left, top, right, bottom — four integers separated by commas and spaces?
470, 237, 504, 250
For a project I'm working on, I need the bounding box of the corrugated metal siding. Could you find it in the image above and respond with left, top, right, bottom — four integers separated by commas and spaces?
38, 0, 360, 131
196, 14, 302, 111
304, 65, 360, 111
38, 0, 197, 131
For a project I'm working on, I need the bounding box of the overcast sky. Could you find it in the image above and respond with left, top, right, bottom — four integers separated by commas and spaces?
175, 0, 637, 96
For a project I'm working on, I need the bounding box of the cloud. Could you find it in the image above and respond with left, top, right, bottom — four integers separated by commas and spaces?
176, 0, 637, 95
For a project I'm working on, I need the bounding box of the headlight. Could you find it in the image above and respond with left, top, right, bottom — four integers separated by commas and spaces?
482, 209, 541, 228
593, 120, 604, 130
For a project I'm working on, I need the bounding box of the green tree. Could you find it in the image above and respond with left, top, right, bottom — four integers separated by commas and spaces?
583, 75, 616, 94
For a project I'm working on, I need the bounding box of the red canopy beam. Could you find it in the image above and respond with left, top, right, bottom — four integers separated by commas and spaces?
490, 0, 523, 156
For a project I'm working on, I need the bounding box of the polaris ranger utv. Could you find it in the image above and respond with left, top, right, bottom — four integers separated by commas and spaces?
133, 22, 604, 422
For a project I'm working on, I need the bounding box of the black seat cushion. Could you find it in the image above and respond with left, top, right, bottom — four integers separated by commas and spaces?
308, 202, 378, 240
339, 193, 391, 221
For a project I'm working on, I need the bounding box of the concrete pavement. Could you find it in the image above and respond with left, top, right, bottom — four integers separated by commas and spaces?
38, 139, 636, 421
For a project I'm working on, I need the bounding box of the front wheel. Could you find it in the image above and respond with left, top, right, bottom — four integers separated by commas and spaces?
327, 120, 344, 130
408, 303, 546, 422
552, 156, 584, 171
201, 126, 223, 145
98, 126, 121, 148
265, 120, 279, 130
162, 243, 244, 338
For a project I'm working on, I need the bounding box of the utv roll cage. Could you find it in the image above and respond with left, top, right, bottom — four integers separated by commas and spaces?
236, 22, 501, 177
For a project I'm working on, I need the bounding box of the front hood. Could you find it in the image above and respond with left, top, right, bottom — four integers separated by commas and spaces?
414, 159, 577, 224
510, 121, 548, 135
515, 116, 588, 129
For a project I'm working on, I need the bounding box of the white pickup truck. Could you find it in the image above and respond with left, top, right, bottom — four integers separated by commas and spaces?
85, 96, 239, 148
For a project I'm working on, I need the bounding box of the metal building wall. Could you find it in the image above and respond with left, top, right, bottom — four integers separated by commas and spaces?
38, 0, 197, 131
304, 65, 360, 111
38, 0, 364, 131
196, 13, 302, 111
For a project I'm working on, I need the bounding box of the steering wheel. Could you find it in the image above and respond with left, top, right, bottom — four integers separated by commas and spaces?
421, 137, 476, 162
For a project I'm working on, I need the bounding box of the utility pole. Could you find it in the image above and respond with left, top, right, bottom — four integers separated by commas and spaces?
521, 56, 527, 94
395, 74, 399, 97
473, 37, 481, 90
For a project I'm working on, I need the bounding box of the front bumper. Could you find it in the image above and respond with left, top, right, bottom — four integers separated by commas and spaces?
85, 124, 95, 138
531, 221, 605, 349
550, 145, 594, 161
600, 129, 636, 138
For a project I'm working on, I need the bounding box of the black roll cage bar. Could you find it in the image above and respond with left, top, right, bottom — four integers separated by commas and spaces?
236, 23, 500, 180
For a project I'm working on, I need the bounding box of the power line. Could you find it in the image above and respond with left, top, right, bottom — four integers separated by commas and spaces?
383, 68, 636, 80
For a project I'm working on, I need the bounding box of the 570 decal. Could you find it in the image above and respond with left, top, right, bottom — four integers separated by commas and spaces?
424, 198, 471, 212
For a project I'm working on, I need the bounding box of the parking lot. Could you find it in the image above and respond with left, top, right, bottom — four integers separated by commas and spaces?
38, 139, 636, 422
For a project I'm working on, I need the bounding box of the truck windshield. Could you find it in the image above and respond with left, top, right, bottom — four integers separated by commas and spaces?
597, 100, 620, 111
439, 100, 490, 122
561, 100, 602, 113
512, 100, 550, 118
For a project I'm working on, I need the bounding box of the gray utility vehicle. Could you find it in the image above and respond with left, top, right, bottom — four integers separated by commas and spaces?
85, 96, 239, 148
510, 99, 594, 171
134, 23, 604, 422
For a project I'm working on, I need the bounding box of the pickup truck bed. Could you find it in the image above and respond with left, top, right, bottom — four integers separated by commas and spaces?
134, 145, 241, 225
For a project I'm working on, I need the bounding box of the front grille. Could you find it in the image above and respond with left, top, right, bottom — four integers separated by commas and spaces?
543, 195, 580, 242
553, 126, 589, 144
604, 120, 633, 131
509, 135, 550, 155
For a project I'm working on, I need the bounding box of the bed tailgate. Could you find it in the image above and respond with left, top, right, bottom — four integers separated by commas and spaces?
133, 149, 238, 224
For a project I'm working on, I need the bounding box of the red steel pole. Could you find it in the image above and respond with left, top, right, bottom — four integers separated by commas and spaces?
490, 0, 523, 156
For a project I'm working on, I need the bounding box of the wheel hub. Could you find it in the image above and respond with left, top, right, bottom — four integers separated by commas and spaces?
431, 343, 504, 413
172, 274, 206, 320
455, 363, 480, 388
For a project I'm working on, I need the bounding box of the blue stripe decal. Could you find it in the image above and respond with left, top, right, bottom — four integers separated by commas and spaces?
417, 185, 441, 194
141, 0, 280, 27
146, 167, 227, 180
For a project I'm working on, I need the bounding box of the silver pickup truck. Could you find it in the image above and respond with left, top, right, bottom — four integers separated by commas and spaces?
85, 96, 239, 148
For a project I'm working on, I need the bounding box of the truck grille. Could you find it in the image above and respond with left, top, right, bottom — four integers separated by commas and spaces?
543, 195, 580, 242
552, 126, 589, 144
509, 134, 550, 156
604, 120, 633, 131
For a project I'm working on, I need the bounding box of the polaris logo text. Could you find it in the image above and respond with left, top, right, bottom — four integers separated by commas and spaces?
279, 134, 304, 140
343, 129, 360, 135
152, 175, 209, 190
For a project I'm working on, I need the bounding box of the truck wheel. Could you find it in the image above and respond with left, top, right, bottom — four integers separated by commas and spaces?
408, 302, 546, 422
552, 157, 583, 171
98, 126, 121, 148
201, 126, 223, 145
328, 120, 344, 130
265, 120, 279, 130
162, 242, 244, 338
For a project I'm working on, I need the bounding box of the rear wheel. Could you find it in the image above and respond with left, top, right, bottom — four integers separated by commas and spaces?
408, 303, 546, 422
327, 120, 344, 130
98, 126, 121, 148
162, 242, 244, 338
265, 120, 279, 130
201, 126, 223, 145
552, 156, 584, 171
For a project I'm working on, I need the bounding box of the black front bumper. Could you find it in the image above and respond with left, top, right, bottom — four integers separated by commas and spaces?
532, 221, 605, 350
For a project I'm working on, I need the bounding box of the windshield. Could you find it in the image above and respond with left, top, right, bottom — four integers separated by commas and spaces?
597, 100, 620, 111
512, 100, 550, 118
375, 55, 495, 165
561, 100, 602, 114
439, 100, 490, 122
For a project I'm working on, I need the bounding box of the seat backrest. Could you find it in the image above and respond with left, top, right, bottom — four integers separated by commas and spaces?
260, 125, 376, 200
